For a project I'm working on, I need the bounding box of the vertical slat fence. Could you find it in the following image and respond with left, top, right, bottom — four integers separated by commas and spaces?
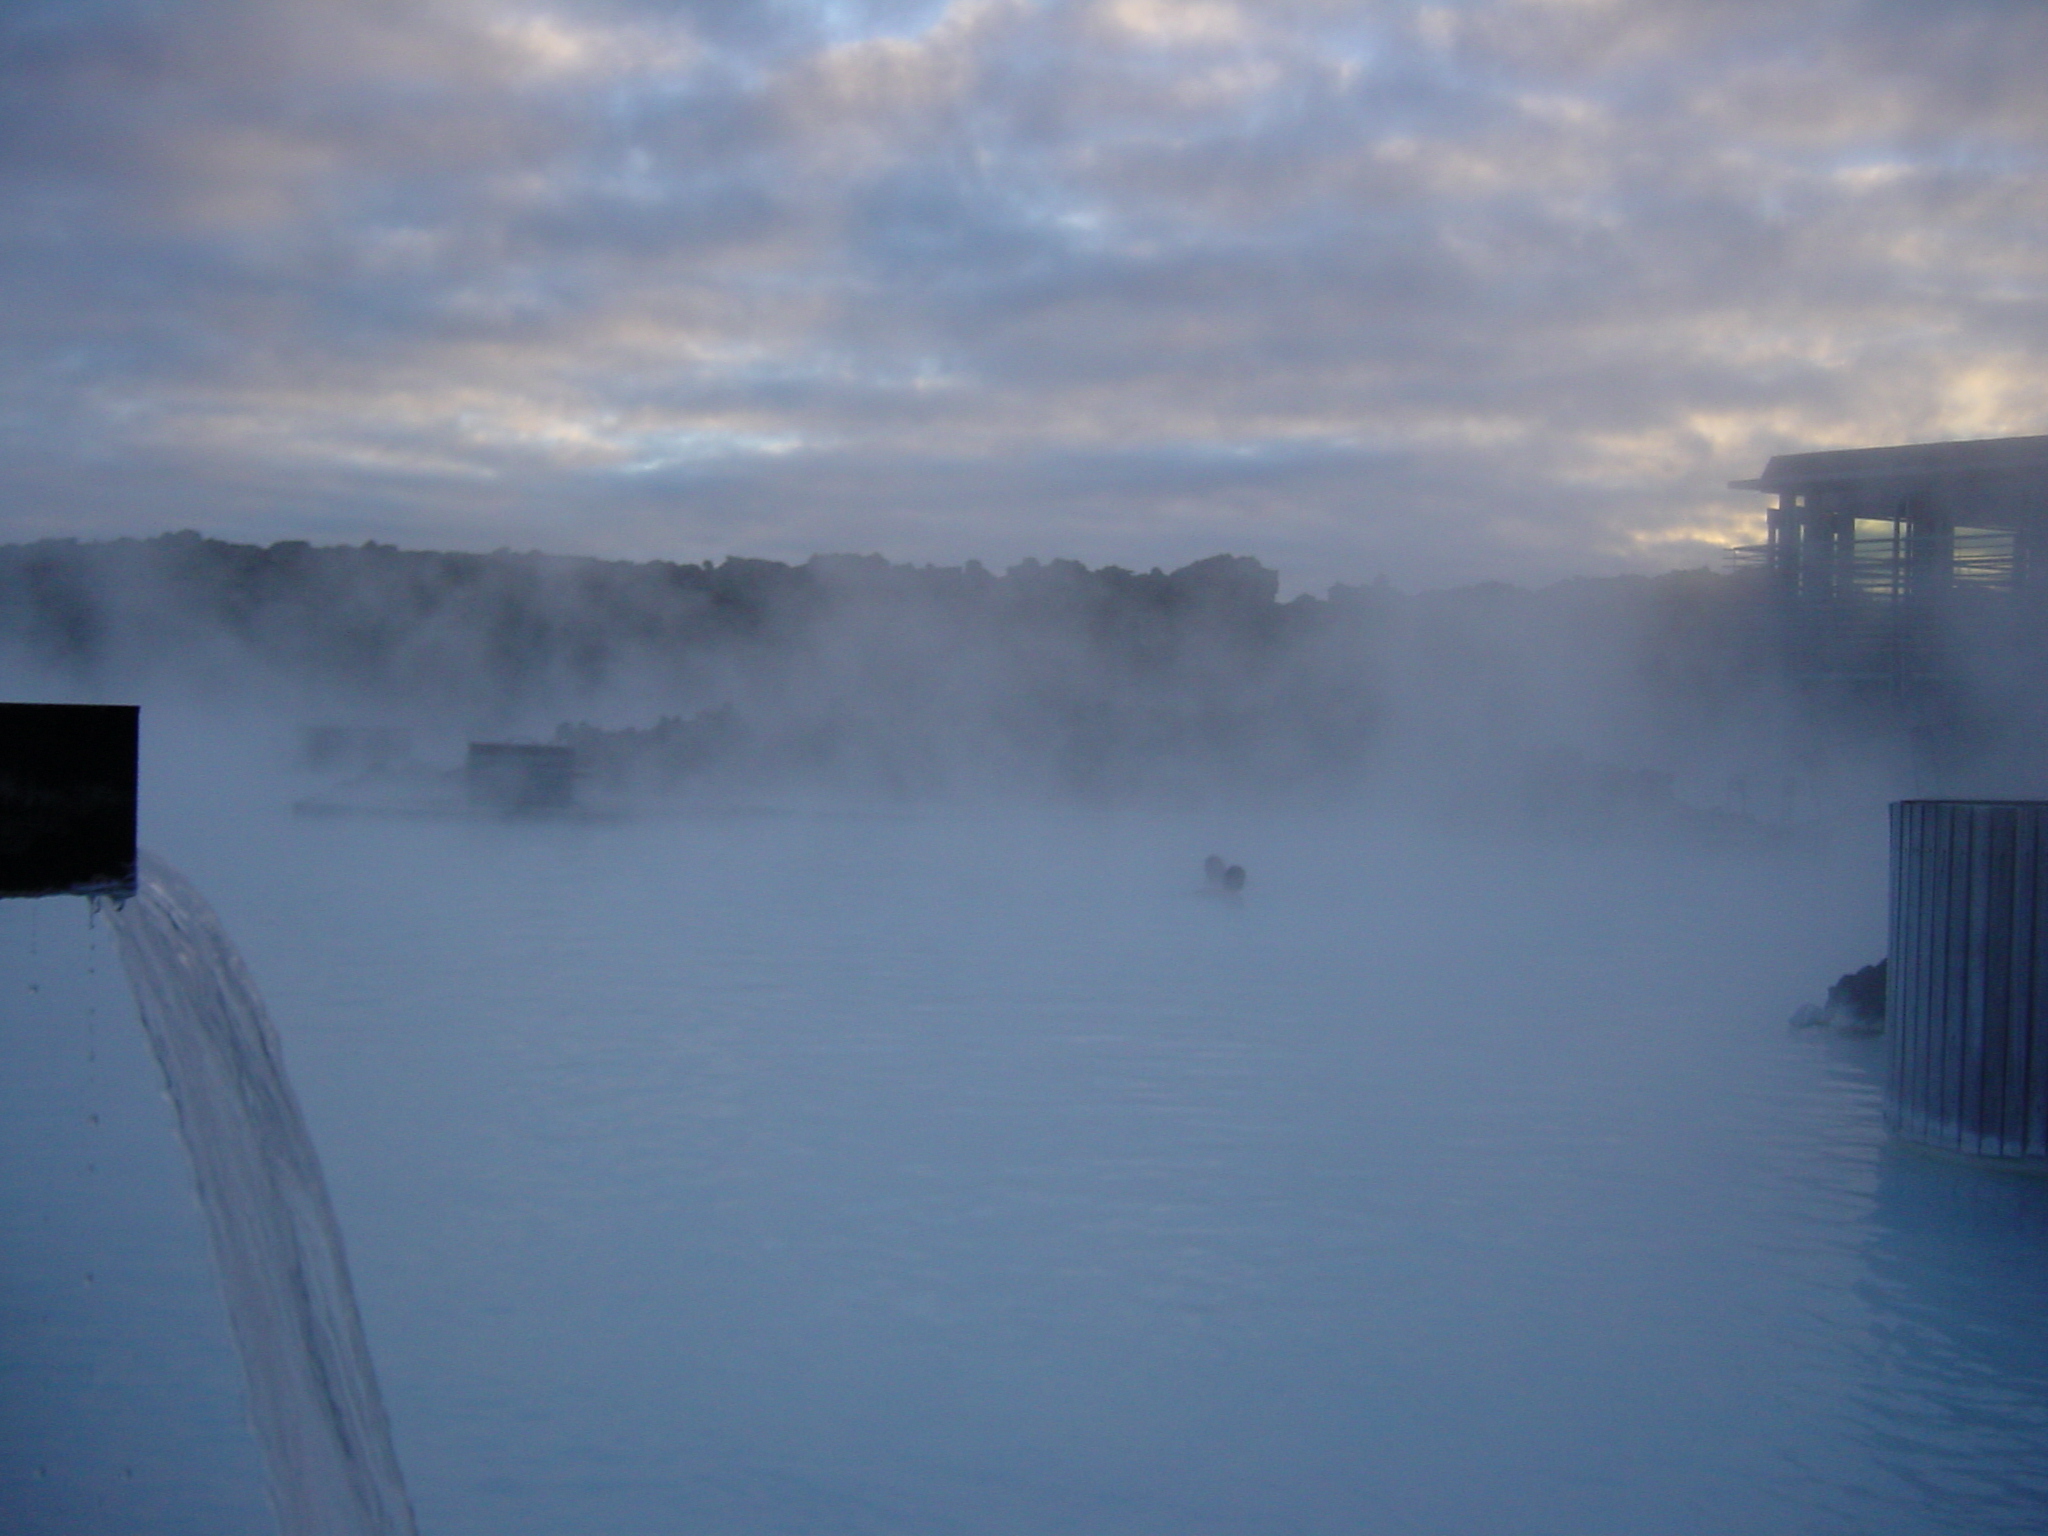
1888, 800, 2048, 1159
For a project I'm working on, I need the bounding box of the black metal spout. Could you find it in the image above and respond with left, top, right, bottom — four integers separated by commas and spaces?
0, 702, 138, 898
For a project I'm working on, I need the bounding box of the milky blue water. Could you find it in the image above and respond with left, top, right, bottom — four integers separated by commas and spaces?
6, 787, 2048, 1535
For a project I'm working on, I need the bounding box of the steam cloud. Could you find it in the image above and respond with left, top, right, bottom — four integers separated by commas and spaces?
8, 528, 2027, 827
4, 0, 2046, 585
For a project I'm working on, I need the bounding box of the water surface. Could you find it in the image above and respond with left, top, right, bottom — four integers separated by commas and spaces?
6, 797, 2047, 1534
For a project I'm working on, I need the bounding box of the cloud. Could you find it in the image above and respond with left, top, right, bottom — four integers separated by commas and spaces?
2, 0, 2046, 589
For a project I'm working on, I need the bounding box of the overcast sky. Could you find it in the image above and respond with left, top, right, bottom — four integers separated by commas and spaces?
3, 0, 2045, 591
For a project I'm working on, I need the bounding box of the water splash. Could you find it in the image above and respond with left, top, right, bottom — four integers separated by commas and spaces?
107, 852, 417, 1536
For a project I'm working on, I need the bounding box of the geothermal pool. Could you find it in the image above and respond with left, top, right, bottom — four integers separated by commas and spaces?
6, 787, 2048, 1534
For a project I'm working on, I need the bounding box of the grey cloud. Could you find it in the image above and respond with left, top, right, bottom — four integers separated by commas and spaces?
3, 0, 2045, 589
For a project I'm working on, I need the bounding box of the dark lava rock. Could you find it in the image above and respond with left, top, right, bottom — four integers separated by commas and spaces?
1791, 959, 1886, 1035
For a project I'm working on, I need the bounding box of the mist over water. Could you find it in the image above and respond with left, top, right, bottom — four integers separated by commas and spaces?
5, 542, 2048, 1533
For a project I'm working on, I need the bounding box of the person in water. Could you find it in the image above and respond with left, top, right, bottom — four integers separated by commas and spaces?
1204, 856, 1247, 893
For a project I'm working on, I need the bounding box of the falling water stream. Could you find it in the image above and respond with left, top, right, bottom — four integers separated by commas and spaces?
106, 852, 415, 1536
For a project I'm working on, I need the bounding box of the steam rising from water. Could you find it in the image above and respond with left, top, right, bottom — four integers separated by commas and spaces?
108, 853, 415, 1536
7, 532, 2048, 1532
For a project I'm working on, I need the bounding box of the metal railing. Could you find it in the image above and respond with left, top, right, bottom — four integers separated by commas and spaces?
1724, 523, 2018, 689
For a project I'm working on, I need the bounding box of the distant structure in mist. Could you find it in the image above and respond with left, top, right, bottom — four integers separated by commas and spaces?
1731, 435, 2048, 694
466, 742, 576, 812
300, 725, 411, 776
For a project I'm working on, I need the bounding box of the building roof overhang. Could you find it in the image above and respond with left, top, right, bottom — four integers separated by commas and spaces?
1729, 434, 2048, 494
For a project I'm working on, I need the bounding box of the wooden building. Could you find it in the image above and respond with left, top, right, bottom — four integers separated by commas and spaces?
1730, 434, 2048, 690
